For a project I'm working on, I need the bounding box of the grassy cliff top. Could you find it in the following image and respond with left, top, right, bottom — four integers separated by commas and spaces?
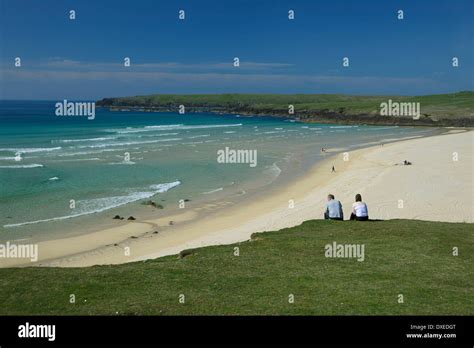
97, 91, 474, 118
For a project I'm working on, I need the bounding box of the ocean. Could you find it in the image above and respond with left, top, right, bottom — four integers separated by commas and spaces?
0, 100, 437, 242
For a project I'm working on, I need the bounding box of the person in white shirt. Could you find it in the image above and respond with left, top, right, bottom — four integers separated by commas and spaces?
350, 194, 369, 221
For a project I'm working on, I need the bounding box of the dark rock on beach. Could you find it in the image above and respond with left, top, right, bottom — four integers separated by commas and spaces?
128, 216, 136, 221
142, 200, 164, 209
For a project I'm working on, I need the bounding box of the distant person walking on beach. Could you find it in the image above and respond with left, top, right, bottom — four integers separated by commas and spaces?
324, 194, 343, 221
350, 194, 369, 221
331, 165, 336, 173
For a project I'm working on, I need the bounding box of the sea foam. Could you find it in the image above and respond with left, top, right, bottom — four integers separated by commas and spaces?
3, 181, 181, 228
0, 164, 44, 168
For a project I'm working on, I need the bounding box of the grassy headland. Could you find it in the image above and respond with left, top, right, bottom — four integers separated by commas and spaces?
96, 92, 474, 127
1, 219, 472, 315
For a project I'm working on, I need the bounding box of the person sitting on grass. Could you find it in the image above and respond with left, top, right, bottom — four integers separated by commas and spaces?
350, 194, 369, 221
324, 194, 343, 221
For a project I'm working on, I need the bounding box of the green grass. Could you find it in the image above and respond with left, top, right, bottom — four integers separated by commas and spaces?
0, 219, 473, 315
97, 91, 474, 121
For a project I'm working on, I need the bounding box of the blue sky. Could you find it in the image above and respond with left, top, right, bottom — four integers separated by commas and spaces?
0, 0, 473, 99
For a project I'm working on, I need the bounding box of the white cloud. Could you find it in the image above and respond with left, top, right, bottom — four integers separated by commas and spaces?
32, 58, 294, 72
0, 59, 446, 99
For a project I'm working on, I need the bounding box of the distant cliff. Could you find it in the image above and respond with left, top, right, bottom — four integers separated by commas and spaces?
96, 92, 474, 127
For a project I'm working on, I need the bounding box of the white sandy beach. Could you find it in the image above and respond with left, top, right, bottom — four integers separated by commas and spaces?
1, 130, 472, 268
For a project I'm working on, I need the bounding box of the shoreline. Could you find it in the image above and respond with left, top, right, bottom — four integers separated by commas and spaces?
0, 129, 472, 268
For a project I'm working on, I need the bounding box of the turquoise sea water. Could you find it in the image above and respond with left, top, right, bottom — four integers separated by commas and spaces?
0, 101, 437, 241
